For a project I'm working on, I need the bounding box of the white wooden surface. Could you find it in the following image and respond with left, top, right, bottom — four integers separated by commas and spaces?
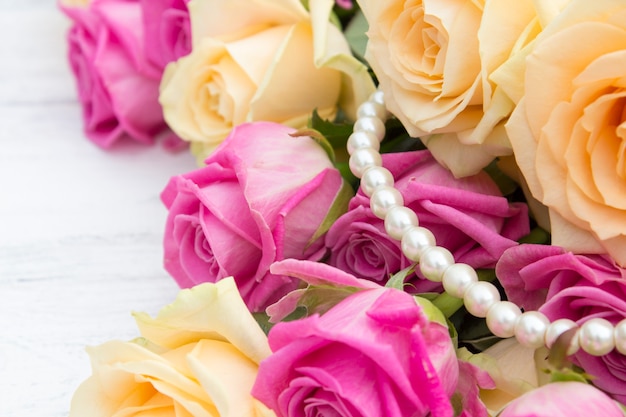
0, 2, 197, 416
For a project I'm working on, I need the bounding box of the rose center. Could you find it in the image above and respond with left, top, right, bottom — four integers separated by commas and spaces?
205, 70, 233, 123
389, 2, 445, 93
194, 223, 220, 277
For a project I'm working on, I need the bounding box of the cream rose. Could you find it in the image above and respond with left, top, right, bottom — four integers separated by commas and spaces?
69, 278, 275, 417
357, 0, 566, 177
503, 0, 626, 266
159, 0, 375, 162
461, 339, 550, 415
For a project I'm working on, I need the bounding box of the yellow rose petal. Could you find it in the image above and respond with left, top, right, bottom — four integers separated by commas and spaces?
133, 278, 271, 364
524, 22, 626, 138
249, 22, 340, 123
189, 0, 307, 44
549, 211, 605, 255
309, 0, 375, 118
188, 340, 259, 417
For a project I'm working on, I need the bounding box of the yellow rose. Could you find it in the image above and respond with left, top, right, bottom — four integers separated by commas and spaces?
69, 278, 275, 417
503, 0, 626, 266
160, 0, 375, 163
357, 0, 566, 177
460, 339, 550, 416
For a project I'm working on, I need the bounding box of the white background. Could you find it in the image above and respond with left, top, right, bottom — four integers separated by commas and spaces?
0, 1, 197, 415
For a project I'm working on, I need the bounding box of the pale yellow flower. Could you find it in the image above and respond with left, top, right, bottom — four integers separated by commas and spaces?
357, 0, 567, 177
160, 0, 375, 163
69, 278, 275, 417
460, 339, 549, 416
501, 0, 626, 266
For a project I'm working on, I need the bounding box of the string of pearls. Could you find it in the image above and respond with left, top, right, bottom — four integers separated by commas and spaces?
347, 90, 626, 357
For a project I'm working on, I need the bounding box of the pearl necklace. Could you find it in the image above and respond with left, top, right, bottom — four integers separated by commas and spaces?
346, 90, 626, 358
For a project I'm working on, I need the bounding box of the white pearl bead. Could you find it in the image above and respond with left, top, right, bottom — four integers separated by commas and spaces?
401, 226, 436, 262
463, 281, 501, 318
614, 319, 626, 355
360, 166, 394, 197
544, 318, 577, 350
515, 311, 550, 349
357, 101, 387, 121
579, 318, 615, 356
419, 246, 454, 282
349, 148, 382, 178
353, 116, 386, 141
369, 90, 385, 106
347, 131, 380, 155
442, 263, 478, 298
369, 186, 404, 219
384, 206, 419, 240
486, 301, 522, 338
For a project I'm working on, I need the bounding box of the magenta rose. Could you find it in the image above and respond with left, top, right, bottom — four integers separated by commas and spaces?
140, 0, 191, 70
160, 121, 350, 312
499, 382, 624, 417
256, 259, 495, 417
325, 150, 529, 292
496, 244, 626, 402
253, 288, 461, 416
60, 0, 168, 147
255, 259, 493, 417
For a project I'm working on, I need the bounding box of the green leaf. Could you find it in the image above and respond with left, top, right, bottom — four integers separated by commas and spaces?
453, 309, 502, 352
253, 307, 310, 335
447, 317, 458, 347
547, 327, 577, 370
477, 268, 497, 283
290, 127, 336, 163
483, 158, 520, 196
344, 10, 369, 62
252, 312, 275, 335
450, 392, 464, 416
462, 333, 503, 352
429, 292, 465, 319
518, 227, 551, 244
298, 285, 362, 316
548, 366, 594, 384
414, 296, 447, 327
385, 265, 415, 290
333, 1, 360, 27
335, 161, 359, 191
379, 118, 425, 154
306, 179, 354, 248
309, 109, 354, 147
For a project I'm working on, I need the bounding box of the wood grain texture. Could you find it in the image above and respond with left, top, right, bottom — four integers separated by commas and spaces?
0, 2, 196, 416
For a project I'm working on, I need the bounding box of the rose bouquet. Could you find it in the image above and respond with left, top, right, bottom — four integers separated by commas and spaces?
59, 0, 626, 416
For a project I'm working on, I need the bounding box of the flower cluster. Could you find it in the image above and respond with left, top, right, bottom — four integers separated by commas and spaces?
60, 0, 626, 416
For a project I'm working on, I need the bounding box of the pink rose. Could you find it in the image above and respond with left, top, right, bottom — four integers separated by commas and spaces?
496, 244, 626, 402
499, 382, 624, 417
335, 0, 353, 9
160, 122, 350, 312
140, 0, 191, 70
325, 150, 529, 292
253, 284, 490, 417
60, 0, 168, 147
